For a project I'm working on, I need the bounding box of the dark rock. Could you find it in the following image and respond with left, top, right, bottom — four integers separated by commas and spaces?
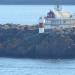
0, 25, 75, 59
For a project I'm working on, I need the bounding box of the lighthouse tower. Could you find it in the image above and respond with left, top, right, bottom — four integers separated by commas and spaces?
39, 17, 45, 33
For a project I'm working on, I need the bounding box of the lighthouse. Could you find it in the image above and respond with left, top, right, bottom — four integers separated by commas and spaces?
39, 17, 45, 33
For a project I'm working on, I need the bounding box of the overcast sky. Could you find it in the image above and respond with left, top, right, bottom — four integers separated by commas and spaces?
0, 0, 75, 5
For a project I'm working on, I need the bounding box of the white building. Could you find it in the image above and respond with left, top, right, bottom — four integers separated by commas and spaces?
39, 5, 75, 33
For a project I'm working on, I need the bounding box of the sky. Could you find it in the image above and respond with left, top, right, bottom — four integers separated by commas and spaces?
0, 0, 75, 5
0, 5, 75, 25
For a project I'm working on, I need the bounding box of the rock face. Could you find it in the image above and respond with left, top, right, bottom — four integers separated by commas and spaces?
0, 25, 75, 59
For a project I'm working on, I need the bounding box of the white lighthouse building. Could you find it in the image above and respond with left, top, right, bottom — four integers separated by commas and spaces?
38, 4, 75, 33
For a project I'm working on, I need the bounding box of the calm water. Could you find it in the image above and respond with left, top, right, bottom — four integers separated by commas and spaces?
0, 58, 75, 75
0, 5, 75, 25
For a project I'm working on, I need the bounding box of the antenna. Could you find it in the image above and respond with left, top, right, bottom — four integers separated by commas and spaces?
55, 0, 62, 11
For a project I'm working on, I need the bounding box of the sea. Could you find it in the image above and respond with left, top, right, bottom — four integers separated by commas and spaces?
0, 58, 75, 75
0, 5, 75, 25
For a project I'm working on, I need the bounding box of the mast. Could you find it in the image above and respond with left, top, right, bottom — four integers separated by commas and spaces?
55, 0, 62, 11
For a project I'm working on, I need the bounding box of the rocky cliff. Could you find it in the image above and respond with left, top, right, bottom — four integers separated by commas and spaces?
0, 24, 75, 59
